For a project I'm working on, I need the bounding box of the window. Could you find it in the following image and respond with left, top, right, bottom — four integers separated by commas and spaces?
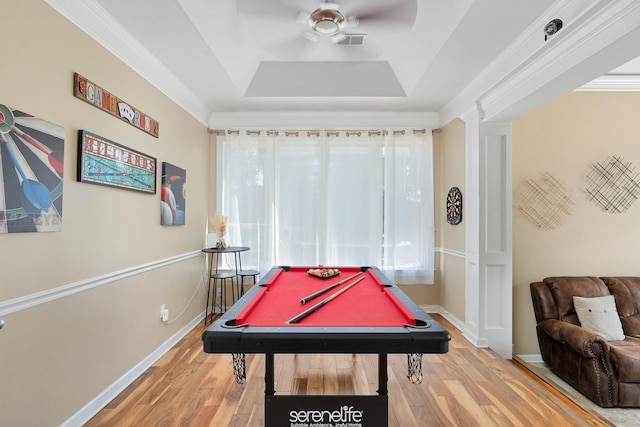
217, 129, 434, 284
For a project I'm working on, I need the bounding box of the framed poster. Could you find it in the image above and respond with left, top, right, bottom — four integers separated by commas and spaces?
77, 130, 156, 194
161, 162, 186, 225
0, 104, 65, 233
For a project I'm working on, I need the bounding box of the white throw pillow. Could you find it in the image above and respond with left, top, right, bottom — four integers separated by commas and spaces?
573, 295, 625, 341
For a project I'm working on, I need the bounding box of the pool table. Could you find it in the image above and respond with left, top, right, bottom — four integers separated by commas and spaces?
202, 266, 450, 426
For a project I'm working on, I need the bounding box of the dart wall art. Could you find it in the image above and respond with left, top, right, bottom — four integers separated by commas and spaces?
160, 162, 186, 225
0, 104, 64, 233
77, 130, 156, 194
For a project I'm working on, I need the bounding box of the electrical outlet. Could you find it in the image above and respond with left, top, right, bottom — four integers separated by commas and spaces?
217, 288, 221, 297
160, 305, 169, 322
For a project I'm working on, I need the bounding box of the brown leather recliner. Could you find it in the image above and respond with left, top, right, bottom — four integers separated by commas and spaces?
530, 276, 640, 407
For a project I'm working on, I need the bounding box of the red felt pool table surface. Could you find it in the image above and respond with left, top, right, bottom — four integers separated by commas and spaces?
235, 266, 416, 327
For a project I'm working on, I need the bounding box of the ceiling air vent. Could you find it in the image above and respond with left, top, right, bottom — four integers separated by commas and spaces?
336, 34, 366, 45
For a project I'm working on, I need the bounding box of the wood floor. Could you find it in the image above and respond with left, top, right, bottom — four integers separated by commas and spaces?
85, 315, 611, 426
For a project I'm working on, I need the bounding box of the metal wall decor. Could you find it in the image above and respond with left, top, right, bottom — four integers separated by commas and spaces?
515, 172, 574, 230
585, 156, 640, 213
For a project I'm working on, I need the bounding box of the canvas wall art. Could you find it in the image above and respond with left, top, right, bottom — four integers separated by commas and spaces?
0, 104, 64, 233
77, 130, 156, 194
161, 162, 186, 225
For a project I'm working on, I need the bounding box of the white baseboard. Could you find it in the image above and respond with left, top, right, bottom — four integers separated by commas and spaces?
61, 311, 205, 427
420, 304, 466, 334
515, 354, 543, 364
423, 305, 488, 348
462, 329, 489, 348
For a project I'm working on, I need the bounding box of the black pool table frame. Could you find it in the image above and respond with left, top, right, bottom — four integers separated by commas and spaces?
202, 266, 450, 426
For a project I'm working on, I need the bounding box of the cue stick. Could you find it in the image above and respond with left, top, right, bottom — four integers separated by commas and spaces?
286, 275, 366, 324
300, 271, 365, 304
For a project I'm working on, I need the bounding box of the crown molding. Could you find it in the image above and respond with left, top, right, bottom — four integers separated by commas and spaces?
479, 0, 640, 122
209, 111, 441, 130
577, 75, 640, 91
46, 0, 640, 130
441, 0, 640, 125
45, 0, 211, 126
440, 0, 599, 125
44, 0, 440, 130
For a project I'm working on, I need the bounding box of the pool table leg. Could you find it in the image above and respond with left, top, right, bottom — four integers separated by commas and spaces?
378, 353, 388, 396
265, 353, 275, 396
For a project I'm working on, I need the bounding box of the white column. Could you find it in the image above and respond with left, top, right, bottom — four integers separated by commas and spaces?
460, 104, 513, 359
462, 104, 483, 347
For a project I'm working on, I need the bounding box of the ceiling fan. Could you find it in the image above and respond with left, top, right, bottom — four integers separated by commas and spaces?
298, 2, 360, 43
238, 0, 417, 48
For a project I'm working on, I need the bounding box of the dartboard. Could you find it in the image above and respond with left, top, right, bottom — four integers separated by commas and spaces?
0, 104, 64, 233
446, 186, 462, 225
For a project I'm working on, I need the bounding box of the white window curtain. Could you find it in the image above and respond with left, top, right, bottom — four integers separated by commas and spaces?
217, 128, 434, 284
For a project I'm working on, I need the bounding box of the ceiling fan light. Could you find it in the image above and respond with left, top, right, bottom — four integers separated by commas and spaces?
309, 8, 345, 35
314, 20, 339, 34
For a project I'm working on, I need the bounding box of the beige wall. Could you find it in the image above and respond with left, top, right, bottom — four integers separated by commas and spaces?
399, 127, 464, 307
433, 119, 466, 321
7, 1, 630, 424
0, 1, 211, 425
432, 92, 640, 357
513, 91, 640, 355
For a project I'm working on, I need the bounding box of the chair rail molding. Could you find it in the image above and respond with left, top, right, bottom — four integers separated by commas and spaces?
436, 247, 466, 259
0, 251, 202, 317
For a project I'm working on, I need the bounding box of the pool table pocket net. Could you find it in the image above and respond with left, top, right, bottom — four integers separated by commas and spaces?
232, 353, 246, 384
229, 352, 423, 385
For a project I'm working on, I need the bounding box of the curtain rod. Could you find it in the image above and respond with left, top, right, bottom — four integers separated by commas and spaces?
208, 128, 431, 136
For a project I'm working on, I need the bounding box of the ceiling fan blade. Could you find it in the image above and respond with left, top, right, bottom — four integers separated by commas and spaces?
331, 38, 385, 61
301, 30, 320, 42
355, 0, 417, 29
330, 33, 348, 43
238, 0, 305, 24
295, 10, 310, 24
265, 32, 325, 60
344, 15, 359, 29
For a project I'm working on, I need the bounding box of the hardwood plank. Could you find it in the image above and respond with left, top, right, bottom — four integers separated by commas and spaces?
85, 315, 609, 427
